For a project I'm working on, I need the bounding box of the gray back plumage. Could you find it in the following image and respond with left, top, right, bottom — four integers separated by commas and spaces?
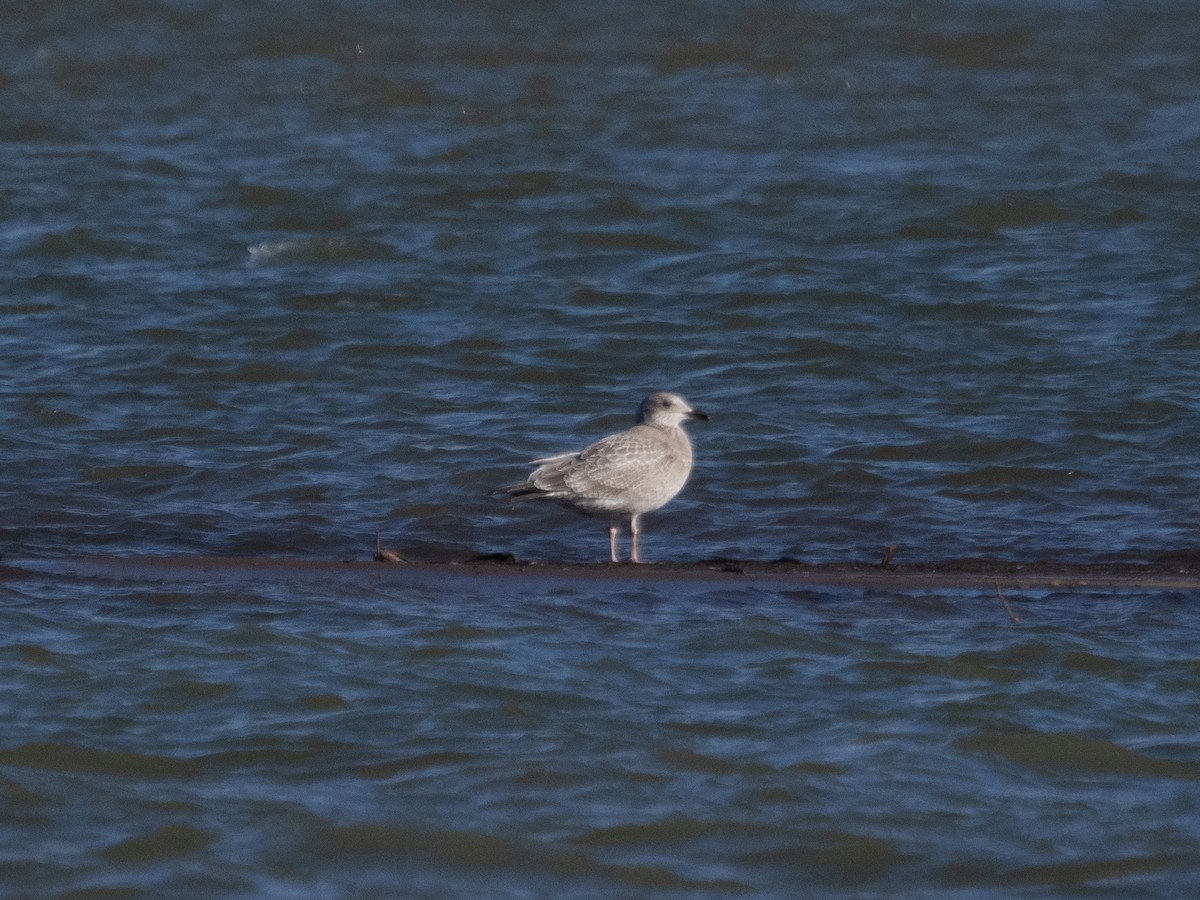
502, 391, 705, 519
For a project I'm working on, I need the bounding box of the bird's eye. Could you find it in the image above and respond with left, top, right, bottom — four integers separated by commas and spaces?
661, 399, 671, 407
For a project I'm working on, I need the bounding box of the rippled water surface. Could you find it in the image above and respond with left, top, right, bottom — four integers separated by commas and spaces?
5, 571, 1200, 897
3, 0, 1200, 895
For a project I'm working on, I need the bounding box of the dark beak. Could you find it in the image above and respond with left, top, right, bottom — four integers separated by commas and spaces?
689, 408, 710, 422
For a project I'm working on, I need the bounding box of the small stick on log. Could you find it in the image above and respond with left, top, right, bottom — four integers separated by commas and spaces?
994, 582, 1020, 624
374, 529, 406, 563
880, 544, 896, 569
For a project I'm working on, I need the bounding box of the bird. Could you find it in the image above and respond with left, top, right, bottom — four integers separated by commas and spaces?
500, 391, 709, 563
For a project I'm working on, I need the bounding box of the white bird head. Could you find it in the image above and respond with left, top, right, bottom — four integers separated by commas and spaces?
635, 391, 710, 428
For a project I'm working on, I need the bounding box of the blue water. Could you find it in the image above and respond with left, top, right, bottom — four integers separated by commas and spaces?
3, 0, 1200, 895
4, 568, 1200, 897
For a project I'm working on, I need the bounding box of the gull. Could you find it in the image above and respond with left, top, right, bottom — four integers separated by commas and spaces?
501, 391, 709, 563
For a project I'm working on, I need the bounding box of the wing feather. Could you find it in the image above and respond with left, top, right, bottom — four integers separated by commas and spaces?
505, 424, 692, 515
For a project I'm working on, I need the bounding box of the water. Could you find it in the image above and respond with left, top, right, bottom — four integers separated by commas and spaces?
3, 0, 1200, 895
4, 571, 1200, 897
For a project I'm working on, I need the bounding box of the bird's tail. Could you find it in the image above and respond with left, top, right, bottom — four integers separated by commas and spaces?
492, 482, 548, 500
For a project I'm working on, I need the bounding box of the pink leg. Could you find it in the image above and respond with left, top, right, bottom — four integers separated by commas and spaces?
608, 523, 619, 563
630, 515, 642, 564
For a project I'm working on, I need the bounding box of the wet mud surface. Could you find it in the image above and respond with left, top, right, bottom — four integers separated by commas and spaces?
7, 551, 1200, 592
